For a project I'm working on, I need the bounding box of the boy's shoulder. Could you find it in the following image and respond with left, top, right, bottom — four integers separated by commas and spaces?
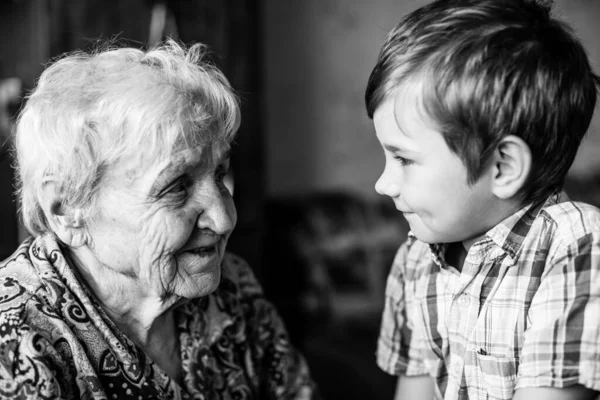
503, 196, 600, 267
527, 198, 600, 254
390, 234, 433, 283
540, 199, 600, 236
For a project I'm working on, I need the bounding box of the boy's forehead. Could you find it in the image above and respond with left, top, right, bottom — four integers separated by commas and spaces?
374, 88, 452, 156
376, 84, 430, 134
373, 97, 414, 147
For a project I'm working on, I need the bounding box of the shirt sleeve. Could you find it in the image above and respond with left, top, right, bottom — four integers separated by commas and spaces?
231, 255, 320, 400
376, 240, 429, 377
516, 232, 600, 392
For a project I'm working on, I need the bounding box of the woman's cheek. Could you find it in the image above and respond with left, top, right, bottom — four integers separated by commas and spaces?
169, 210, 198, 249
136, 214, 176, 266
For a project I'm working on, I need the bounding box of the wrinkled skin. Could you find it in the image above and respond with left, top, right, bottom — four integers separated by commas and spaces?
67, 144, 236, 337
84, 144, 235, 303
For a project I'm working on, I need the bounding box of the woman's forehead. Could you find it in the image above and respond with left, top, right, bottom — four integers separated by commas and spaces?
166, 144, 230, 171
114, 143, 230, 184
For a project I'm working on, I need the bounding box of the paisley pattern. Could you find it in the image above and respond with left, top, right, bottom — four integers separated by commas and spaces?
0, 235, 317, 399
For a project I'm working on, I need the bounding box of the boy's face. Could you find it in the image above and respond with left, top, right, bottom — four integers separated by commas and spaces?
373, 87, 497, 245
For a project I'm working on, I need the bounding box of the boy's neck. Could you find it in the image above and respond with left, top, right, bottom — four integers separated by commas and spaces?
450, 198, 528, 271
445, 242, 468, 272
461, 234, 485, 253
447, 236, 483, 272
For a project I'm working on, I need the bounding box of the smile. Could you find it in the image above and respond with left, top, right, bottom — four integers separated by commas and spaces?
187, 244, 218, 255
181, 234, 223, 255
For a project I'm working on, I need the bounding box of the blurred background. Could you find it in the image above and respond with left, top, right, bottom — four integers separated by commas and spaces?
0, 0, 599, 398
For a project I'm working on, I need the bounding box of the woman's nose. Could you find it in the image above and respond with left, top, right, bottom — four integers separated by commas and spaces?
196, 185, 237, 235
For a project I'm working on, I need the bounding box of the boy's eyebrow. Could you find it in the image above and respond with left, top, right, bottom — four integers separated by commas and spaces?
383, 144, 416, 154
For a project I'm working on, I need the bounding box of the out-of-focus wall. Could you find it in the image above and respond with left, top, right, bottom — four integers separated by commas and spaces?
263, 0, 600, 198
556, 0, 600, 178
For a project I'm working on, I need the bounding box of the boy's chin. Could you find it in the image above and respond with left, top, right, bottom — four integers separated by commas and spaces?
412, 231, 468, 246
409, 225, 452, 244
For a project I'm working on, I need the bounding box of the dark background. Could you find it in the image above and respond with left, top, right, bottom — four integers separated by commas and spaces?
1, 1, 599, 399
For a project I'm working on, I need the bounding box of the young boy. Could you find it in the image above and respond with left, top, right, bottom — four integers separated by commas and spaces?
365, 1, 600, 399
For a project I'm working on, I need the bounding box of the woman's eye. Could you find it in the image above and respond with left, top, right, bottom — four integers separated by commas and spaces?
167, 176, 190, 195
215, 166, 228, 183
393, 155, 413, 166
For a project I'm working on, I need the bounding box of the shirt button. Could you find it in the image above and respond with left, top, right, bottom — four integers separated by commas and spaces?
457, 294, 470, 306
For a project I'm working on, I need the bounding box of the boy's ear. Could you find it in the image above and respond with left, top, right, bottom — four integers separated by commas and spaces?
40, 182, 90, 248
490, 135, 532, 200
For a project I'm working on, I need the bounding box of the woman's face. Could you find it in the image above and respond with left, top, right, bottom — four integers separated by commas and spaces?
85, 144, 236, 300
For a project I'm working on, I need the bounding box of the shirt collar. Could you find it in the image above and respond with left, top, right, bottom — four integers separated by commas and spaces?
485, 191, 566, 260
420, 191, 567, 266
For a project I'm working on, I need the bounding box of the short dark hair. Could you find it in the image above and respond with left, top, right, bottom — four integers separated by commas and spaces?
365, 0, 600, 204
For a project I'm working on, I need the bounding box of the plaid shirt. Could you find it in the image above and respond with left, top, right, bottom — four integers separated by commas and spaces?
377, 192, 600, 400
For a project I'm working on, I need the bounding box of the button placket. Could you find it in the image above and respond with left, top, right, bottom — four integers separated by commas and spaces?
457, 292, 470, 306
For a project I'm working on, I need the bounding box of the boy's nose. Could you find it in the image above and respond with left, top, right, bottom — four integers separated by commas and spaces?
375, 171, 401, 198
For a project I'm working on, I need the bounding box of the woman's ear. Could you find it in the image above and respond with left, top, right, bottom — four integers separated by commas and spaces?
490, 135, 532, 200
40, 182, 89, 248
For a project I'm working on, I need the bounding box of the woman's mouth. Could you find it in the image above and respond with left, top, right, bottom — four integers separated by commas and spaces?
177, 241, 222, 272
188, 244, 218, 255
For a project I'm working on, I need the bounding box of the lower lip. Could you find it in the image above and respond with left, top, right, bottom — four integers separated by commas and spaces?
178, 247, 219, 268
189, 248, 218, 259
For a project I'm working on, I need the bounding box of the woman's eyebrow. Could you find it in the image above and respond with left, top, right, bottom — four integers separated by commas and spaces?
149, 157, 200, 193
216, 149, 231, 163
155, 160, 190, 181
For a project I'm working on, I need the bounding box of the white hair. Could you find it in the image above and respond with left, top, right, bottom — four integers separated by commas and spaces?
15, 39, 240, 235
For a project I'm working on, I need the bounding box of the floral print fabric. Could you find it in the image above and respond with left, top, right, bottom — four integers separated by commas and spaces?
0, 234, 316, 399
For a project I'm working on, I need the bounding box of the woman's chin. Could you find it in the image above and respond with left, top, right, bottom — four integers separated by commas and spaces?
174, 252, 222, 298
177, 249, 220, 273
187, 272, 221, 298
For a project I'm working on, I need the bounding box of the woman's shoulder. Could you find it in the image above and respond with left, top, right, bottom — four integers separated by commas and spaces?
1, 236, 35, 270
0, 236, 77, 345
0, 238, 72, 397
0, 237, 45, 313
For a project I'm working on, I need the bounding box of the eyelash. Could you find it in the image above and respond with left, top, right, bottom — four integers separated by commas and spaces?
393, 155, 413, 166
215, 165, 228, 183
168, 176, 192, 196
165, 164, 229, 199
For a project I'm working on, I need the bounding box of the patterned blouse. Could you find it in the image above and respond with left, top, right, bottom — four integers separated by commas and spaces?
0, 234, 317, 399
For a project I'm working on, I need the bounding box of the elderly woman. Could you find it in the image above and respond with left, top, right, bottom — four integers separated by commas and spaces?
0, 41, 316, 399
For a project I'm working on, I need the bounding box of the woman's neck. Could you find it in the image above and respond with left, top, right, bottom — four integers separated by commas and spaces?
66, 247, 184, 383
66, 246, 180, 347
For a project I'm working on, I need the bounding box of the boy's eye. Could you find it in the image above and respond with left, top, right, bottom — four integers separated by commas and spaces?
393, 154, 413, 166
